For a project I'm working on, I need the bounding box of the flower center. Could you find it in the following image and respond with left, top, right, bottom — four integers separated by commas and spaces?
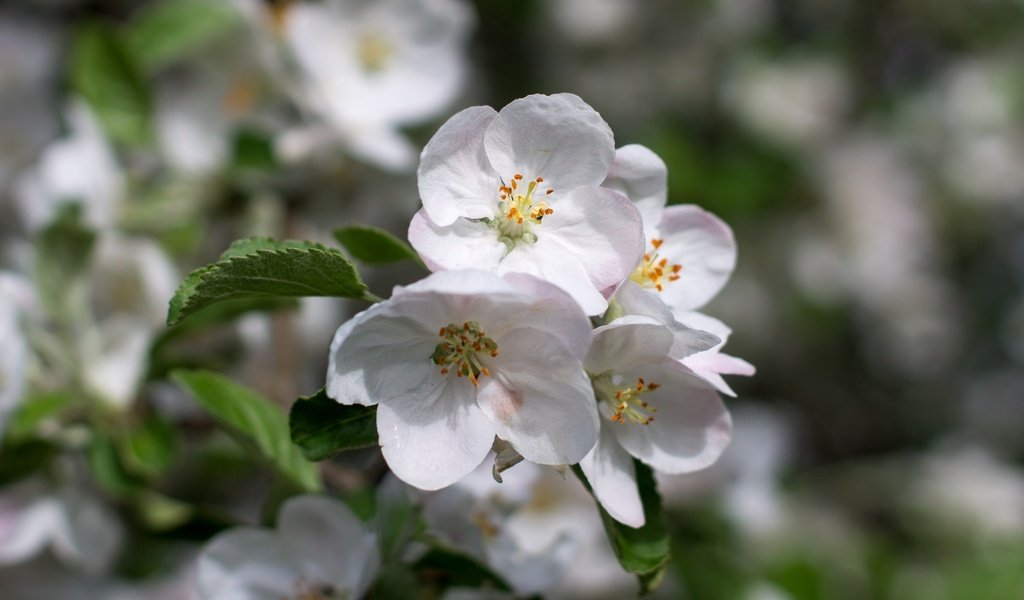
356, 33, 392, 73
493, 173, 554, 248
593, 374, 659, 425
630, 239, 682, 292
291, 579, 349, 600
431, 321, 499, 387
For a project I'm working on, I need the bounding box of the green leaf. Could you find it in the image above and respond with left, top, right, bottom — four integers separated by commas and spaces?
573, 460, 670, 594
289, 388, 378, 461
7, 391, 73, 440
333, 225, 423, 266
126, 0, 243, 72
120, 417, 178, 478
167, 237, 370, 326
172, 370, 320, 491
34, 207, 96, 318
70, 22, 151, 146
413, 547, 513, 593
89, 433, 147, 495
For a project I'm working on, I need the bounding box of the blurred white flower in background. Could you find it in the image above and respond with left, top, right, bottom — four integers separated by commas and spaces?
197, 494, 380, 600
908, 446, 1024, 541
12, 101, 123, 233
0, 276, 29, 440
724, 57, 850, 151
278, 0, 474, 170
0, 477, 123, 575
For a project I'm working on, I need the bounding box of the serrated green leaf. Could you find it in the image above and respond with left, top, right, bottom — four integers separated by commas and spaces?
126, 0, 242, 72
172, 370, 320, 491
574, 460, 670, 595
333, 225, 423, 266
167, 237, 370, 326
289, 388, 378, 461
70, 22, 151, 146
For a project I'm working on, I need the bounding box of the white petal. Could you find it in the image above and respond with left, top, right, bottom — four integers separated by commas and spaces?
377, 376, 494, 490
0, 488, 61, 566
656, 205, 737, 311
344, 122, 416, 172
326, 302, 438, 406
579, 427, 644, 527
197, 528, 295, 600
278, 495, 380, 597
407, 210, 505, 272
417, 106, 499, 226
613, 361, 732, 474
484, 94, 614, 192
585, 316, 674, 375
542, 186, 645, 292
602, 144, 667, 240
497, 239, 609, 316
614, 281, 720, 358
499, 272, 593, 361
683, 352, 756, 397
478, 329, 597, 465
51, 490, 123, 574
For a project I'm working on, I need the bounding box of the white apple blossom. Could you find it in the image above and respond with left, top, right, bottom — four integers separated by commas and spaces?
604, 144, 754, 393
408, 94, 644, 315
326, 269, 598, 490
80, 235, 178, 409
197, 495, 379, 600
0, 478, 123, 574
0, 277, 29, 439
279, 0, 473, 171
13, 101, 123, 232
579, 317, 731, 527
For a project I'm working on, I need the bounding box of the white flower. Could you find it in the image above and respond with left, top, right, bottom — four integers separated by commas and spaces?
280, 0, 473, 171
0, 478, 123, 574
0, 279, 29, 439
579, 317, 731, 526
80, 235, 178, 409
197, 495, 379, 600
408, 93, 644, 315
603, 144, 754, 392
13, 101, 123, 232
326, 269, 598, 490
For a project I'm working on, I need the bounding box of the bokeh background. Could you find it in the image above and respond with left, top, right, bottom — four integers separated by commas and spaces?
2, 0, 1024, 598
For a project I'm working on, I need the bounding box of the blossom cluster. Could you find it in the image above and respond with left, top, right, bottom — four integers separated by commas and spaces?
326, 93, 752, 525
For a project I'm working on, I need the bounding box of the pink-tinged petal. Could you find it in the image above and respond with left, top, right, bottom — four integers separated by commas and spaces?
278, 496, 380, 597
613, 281, 721, 359
498, 272, 593, 361
478, 329, 598, 465
602, 144, 667, 240
585, 316, 674, 376
484, 94, 614, 192
580, 427, 644, 527
377, 376, 494, 490
417, 106, 500, 226
498, 238, 610, 316
613, 361, 732, 474
543, 186, 645, 292
407, 210, 505, 272
197, 528, 295, 600
683, 352, 756, 397
327, 303, 438, 406
656, 205, 737, 311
